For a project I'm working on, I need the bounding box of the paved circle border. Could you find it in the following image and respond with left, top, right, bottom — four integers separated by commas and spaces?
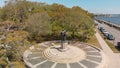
23, 41, 108, 68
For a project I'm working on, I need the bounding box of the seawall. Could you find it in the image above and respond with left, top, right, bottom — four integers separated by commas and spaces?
95, 18, 120, 30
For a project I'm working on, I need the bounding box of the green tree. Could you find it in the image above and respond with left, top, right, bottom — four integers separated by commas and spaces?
26, 12, 52, 41
0, 30, 30, 61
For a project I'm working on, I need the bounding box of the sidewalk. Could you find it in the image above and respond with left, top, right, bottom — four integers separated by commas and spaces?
95, 31, 120, 68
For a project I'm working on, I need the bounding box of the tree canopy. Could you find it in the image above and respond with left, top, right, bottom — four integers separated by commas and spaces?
0, 0, 95, 67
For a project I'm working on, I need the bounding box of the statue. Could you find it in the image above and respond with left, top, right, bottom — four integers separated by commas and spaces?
60, 30, 67, 50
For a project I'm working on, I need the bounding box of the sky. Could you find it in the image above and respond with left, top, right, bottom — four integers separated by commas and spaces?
0, 0, 120, 14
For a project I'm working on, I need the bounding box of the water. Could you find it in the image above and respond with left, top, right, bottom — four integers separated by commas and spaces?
96, 15, 120, 25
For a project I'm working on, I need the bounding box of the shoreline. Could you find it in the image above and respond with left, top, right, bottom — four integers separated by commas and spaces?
95, 18, 120, 30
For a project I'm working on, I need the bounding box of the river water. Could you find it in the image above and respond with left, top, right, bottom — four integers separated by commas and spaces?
96, 15, 120, 25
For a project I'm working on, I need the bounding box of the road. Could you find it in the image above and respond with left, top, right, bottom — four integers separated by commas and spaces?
95, 20, 120, 45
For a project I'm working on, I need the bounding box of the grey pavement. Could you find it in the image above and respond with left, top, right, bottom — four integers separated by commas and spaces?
69, 63, 83, 68
95, 20, 120, 45
95, 22, 120, 68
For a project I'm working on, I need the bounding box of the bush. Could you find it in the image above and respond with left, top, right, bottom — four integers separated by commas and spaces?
0, 57, 8, 68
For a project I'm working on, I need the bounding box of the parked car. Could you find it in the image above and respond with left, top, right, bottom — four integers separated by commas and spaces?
99, 27, 105, 32
104, 33, 109, 37
118, 42, 120, 46
117, 42, 120, 50
102, 30, 109, 35
107, 34, 115, 40
94, 23, 98, 26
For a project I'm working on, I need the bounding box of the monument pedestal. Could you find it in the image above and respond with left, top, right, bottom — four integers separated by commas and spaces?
60, 42, 68, 52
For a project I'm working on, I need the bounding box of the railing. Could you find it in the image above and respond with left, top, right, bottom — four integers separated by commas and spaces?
95, 18, 120, 30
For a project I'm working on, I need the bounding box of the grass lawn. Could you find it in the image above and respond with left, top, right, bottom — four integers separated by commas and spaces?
86, 35, 102, 49
105, 40, 120, 53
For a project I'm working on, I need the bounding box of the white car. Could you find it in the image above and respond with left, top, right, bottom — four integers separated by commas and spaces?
102, 30, 109, 35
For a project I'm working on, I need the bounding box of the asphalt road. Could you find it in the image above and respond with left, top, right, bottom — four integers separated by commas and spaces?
95, 20, 120, 46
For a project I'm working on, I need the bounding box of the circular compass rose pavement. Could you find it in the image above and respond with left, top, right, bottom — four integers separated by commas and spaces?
23, 41, 108, 68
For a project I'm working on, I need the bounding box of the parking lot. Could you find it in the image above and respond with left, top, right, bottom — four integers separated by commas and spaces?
95, 20, 120, 46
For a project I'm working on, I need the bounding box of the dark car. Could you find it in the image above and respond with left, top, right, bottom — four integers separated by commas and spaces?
107, 34, 115, 40
116, 42, 120, 50
99, 27, 105, 32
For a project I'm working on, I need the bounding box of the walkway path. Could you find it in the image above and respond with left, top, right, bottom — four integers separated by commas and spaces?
95, 30, 120, 68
